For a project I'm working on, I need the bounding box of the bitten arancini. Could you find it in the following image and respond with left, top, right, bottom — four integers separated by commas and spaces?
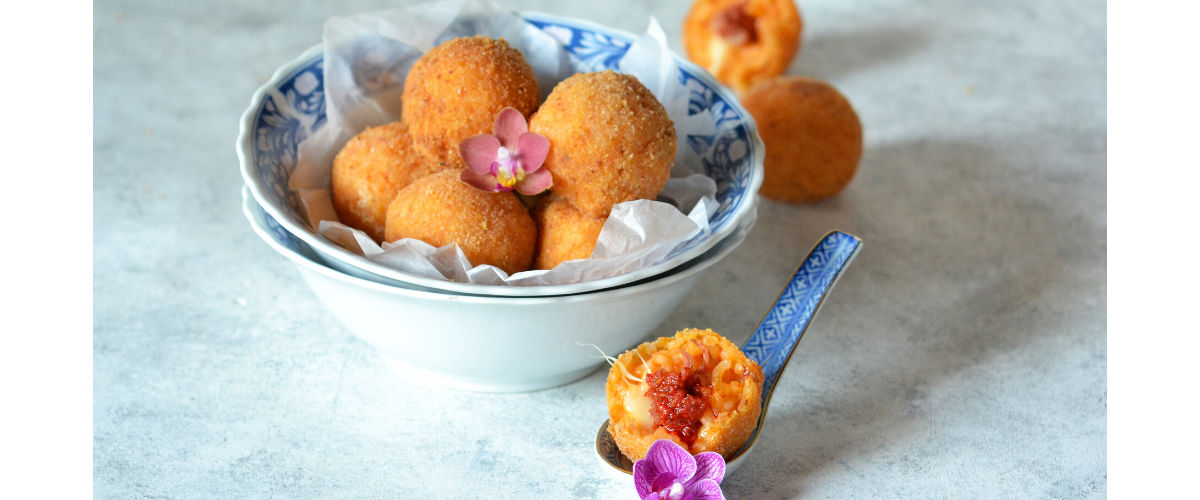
741, 76, 862, 203
683, 0, 802, 93
330, 122, 448, 242
532, 196, 607, 270
384, 170, 536, 275
606, 328, 764, 461
529, 71, 676, 219
401, 36, 541, 169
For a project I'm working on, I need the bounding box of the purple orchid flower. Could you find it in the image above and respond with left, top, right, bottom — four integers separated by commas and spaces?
458, 107, 552, 195
633, 440, 726, 500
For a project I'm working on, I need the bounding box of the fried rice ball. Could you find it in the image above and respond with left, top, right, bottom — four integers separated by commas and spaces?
384, 170, 536, 275
607, 328, 764, 461
401, 36, 541, 169
741, 76, 862, 203
528, 71, 675, 219
683, 0, 803, 93
531, 196, 607, 270
330, 122, 448, 242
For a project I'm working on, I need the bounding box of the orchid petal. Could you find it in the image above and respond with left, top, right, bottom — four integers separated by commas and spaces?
492, 107, 528, 150
647, 440, 697, 483
515, 168, 552, 195
650, 473, 679, 495
687, 452, 726, 486
459, 134, 502, 175
515, 132, 549, 172
685, 479, 726, 500
633, 457, 662, 498
460, 168, 507, 192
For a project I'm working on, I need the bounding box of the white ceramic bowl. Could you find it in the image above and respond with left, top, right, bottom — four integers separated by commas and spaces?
237, 12, 763, 298
243, 186, 752, 392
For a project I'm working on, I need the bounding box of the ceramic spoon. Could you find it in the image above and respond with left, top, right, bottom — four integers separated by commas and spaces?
595, 230, 863, 476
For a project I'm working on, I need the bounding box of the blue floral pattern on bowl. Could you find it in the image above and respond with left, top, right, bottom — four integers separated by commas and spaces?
250, 56, 325, 221
528, 19, 631, 72
241, 185, 325, 264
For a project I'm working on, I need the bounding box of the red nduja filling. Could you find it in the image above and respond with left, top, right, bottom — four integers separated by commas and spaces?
710, 1, 759, 45
646, 367, 713, 445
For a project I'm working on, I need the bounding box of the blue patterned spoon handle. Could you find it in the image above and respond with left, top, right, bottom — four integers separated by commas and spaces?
741, 230, 862, 405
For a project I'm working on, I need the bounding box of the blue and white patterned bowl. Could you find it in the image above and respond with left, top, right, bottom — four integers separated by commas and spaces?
237, 12, 763, 297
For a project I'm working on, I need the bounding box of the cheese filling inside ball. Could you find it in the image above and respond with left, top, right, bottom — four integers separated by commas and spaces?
606, 328, 764, 460
683, 0, 803, 93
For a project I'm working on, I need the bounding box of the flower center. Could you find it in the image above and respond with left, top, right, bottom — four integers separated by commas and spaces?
658, 481, 686, 500
491, 146, 525, 188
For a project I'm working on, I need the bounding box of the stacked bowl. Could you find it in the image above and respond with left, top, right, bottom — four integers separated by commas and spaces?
237, 13, 764, 392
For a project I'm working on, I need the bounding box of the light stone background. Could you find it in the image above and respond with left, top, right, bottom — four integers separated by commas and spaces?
93, 0, 1106, 498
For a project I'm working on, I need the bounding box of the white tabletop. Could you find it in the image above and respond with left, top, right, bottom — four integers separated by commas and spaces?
93, 0, 1105, 497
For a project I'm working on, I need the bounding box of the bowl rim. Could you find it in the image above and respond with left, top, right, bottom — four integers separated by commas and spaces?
242, 185, 749, 305
237, 11, 763, 298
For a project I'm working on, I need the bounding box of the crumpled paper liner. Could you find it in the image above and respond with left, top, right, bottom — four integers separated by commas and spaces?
290, 0, 723, 285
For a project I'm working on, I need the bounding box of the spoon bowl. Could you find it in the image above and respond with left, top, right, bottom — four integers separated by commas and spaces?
595, 230, 862, 477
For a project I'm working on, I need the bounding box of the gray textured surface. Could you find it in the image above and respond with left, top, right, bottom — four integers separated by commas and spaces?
93, 0, 1106, 498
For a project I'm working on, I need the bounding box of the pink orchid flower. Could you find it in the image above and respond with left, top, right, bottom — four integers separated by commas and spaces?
458, 107, 552, 195
633, 440, 726, 500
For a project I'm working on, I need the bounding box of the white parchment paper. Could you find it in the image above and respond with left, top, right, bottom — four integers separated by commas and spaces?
291, 0, 721, 285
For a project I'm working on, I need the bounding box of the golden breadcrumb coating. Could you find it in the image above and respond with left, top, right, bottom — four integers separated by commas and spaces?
384, 170, 536, 275
741, 76, 862, 203
401, 36, 541, 169
683, 0, 802, 93
531, 196, 606, 270
330, 122, 448, 242
529, 71, 676, 219
606, 328, 764, 461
